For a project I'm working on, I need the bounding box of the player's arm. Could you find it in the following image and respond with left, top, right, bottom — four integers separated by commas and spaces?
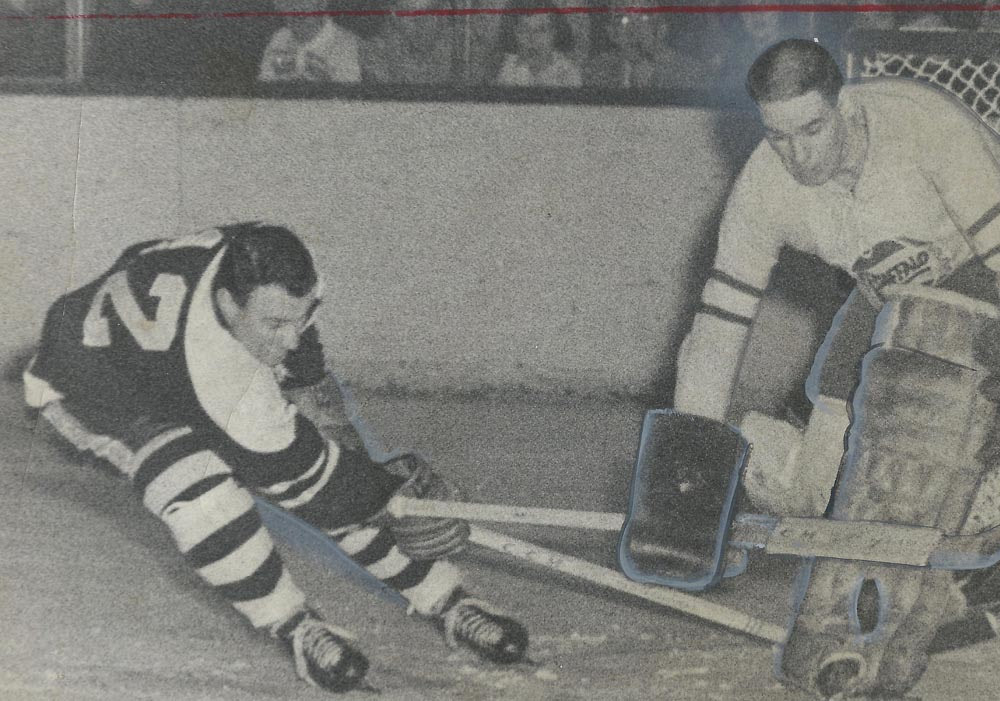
279, 325, 367, 453
920, 97, 1000, 274
673, 168, 783, 421
283, 374, 366, 453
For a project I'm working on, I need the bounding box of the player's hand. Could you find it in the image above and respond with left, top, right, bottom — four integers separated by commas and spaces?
373, 454, 470, 561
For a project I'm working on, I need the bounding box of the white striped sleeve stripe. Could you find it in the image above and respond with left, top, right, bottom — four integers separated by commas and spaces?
196, 527, 275, 586
701, 277, 762, 321
259, 440, 339, 497
232, 569, 307, 630
142, 451, 232, 516
124, 426, 194, 480
365, 545, 411, 580
161, 479, 257, 553
275, 445, 339, 510
335, 526, 382, 556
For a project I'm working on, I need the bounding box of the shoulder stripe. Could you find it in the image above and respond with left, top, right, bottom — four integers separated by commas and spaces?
968, 201, 1000, 240
699, 303, 754, 327
708, 269, 765, 298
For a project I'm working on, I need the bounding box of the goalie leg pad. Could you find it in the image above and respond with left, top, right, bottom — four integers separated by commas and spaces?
780, 289, 1000, 698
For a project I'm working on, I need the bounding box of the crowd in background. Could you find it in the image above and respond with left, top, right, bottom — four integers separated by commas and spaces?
2, 0, 999, 97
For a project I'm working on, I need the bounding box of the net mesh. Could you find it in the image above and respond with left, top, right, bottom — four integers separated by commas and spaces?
858, 50, 1000, 136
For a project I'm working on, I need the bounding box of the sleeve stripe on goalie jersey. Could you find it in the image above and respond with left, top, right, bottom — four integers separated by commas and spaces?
968, 201, 1000, 264
185, 508, 261, 569
213, 550, 285, 602
702, 277, 761, 321
698, 303, 754, 328
967, 201, 1000, 239
197, 527, 275, 586
708, 269, 765, 298
132, 431, 216, 495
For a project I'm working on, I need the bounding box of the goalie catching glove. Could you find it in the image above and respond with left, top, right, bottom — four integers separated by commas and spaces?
372, 453, 471, 561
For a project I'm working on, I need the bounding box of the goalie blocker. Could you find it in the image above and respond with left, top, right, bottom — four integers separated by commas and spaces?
620, 286, 1000, 698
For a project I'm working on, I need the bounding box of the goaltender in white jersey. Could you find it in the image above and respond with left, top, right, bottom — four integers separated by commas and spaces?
674, 40, 1000, 517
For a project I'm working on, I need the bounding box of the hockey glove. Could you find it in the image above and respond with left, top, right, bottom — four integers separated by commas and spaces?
373, 454, 470, 561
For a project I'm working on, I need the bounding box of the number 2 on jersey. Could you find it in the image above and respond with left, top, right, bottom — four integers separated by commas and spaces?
82, 272, 187, 351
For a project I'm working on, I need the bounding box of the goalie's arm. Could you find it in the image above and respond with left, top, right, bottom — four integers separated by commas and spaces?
918, 96, 1000, 274
674, 169, 783, 421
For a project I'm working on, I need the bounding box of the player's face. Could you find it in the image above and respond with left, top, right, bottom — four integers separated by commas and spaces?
219, 284, 321, 368
758, 90, 846, 187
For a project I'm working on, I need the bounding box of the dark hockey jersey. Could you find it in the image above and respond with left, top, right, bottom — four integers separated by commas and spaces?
25, 228, 329, 476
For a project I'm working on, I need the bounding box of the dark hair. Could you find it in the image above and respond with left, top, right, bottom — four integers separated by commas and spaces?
498, 0, 575, 55
746, 38, 844, 105
212, 222, 318, 306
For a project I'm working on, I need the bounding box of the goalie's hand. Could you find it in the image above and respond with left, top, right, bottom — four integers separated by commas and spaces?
372, 454, 470, 561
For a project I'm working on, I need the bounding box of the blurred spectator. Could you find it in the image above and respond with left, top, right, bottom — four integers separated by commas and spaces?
710, 4, 817, 101
359, 0, 455, 85
585, 12, 659, 89
0, 0, 66, 78
87, 0, 277, 88
259, 0, 361, 83
583, 11, 706, 92
896, 2, 982, 32
495, 0, 582, 88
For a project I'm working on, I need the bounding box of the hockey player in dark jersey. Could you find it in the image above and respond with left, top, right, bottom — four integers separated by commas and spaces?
23, 222, 528, 694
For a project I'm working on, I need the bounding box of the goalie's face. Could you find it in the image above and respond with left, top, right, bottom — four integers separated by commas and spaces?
216, 284, 321, 368
758, 89, 846, 187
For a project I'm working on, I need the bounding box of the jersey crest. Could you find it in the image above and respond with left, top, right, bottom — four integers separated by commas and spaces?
852, 237, 957, 306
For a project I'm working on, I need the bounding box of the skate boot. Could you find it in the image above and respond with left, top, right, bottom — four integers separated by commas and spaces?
277, 610, 370, 693
437, 589, 528, 664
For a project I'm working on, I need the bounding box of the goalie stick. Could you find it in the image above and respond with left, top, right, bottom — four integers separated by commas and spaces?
257, 496, 997, 654
387, 495, 1000, 570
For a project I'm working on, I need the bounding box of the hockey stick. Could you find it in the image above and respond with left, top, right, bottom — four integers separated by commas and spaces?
467, 525, 786, 644
255, 497, 785, 644
389, 496, 1000, 570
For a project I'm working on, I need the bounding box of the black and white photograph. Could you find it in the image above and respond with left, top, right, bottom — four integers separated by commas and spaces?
5, 1, 1000, 698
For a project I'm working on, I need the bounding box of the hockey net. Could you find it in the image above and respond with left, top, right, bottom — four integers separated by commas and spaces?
845, 29, 1000, 136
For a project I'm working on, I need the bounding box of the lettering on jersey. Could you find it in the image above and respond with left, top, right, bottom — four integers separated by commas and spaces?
82, 272, 188, 351
851, 238, 955, 306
